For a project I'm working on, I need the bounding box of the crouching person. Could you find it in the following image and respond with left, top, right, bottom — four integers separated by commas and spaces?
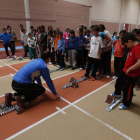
5, 52, 62, 109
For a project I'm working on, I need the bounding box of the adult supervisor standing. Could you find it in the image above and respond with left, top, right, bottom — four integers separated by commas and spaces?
5, 52, 62, 109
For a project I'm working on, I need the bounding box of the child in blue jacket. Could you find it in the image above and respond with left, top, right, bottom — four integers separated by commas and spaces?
67, 30, 77, 70
0, 28, 16, 58
77, 28, 89, 70
57, 32, 66, 71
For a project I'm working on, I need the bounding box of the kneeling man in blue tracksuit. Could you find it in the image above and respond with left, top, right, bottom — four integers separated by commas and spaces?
5, 52, 62, 109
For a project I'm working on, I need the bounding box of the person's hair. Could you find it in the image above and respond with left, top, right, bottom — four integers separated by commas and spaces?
19, 24, 23, 27
58, 32, 63, 36
90, 25, 95, 29
56, 31, 59, 35
41, 51, 50, 60
37, 26, 41, 32
30, 26, 34, 29
136, 29, 140, 35
99, 24, 106, 30
48, 25, 52, 31
83, 26, 87, 30
48, 33, 53, 37
79, 28, 83, 33
28, 33, 32, 37
21, 29, 25, 32
122, 32, 137, 44
113, 31, 117, 37
41, 25, 45, 30
7, 25, 11, 30
120, 30, 126, 35
33, 29, 37, 32
132, 28, 138, 34
66, 28, 70, 32
52, 30, 56, 34
70, 30, 75, 36
92, 25, 100, 31
85, 29, 90, 33
3, 28, 6, 31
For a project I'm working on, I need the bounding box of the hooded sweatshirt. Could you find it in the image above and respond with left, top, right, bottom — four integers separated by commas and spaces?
77, 35, 89, 50
57, 38, 66, 52
68, 37, 78, 50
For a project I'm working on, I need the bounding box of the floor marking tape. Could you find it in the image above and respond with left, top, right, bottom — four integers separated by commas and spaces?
56, 107, 66, 115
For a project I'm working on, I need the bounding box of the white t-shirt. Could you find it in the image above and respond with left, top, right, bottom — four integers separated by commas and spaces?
20, 30, 24, 41
103, 30, 112, 47
27, 37, 36, 48
89, 36, 104, 59
22, 32, 28, 44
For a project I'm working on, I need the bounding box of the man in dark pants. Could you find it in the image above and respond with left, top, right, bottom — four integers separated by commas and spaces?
5, 52, 62, 109
111, 33, 140, 110
0, 28, 16, 59
40, 25, 47, 55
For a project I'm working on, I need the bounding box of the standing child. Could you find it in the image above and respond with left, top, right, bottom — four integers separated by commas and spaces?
113, 30, 126, 79
63, 28, 70, 62
84, 29, 91, 66
54, 31, 60, 65
21, 29, 29, 58
135, 29, 140, 90
111, 32, 140, 110
77, 28, 89, 70
48, 34, 53, 63
112, 31, 118, 54
57, 32, 66, 71
27, 33, 36, 60
36, 26, 41, 56
0, 28, 16, 58
33, 29, 39, 57
50, 30, 56, 65
82, 25, 104, 81
67, 30, 77, 70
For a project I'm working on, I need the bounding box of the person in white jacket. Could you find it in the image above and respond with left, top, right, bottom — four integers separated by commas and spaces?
27, 33, 36, 60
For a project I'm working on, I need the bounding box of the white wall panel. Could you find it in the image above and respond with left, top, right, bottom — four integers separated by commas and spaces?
63, 0, 90, 6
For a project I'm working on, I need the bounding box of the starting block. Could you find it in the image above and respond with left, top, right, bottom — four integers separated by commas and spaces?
0, 102, 25, 116
61, 77, 90, 89
105, 95, 123, 112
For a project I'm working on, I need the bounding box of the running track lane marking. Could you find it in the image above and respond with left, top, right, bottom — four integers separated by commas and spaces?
6, 85, 133, 140
56, 107, 66, 115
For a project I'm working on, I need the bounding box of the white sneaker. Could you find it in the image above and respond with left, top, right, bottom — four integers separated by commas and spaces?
112, 76, 117, 80
7, 56, 10, 59
107, 75, 110, 79
12, 55, 17, 59
79, 68, 83, 71
49, 62, 52, 64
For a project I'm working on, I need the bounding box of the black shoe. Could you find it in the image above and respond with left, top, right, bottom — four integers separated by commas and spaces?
71, 67, 76, 70
97, 74, 102, 80
5, 93, 13, 107
15, 96, 26, 110
68, 65, 72, 68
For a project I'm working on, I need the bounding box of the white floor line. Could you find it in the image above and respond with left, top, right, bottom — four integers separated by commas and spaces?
61, 97, 133, 140
0, 60, 18, 72
0, 74, 12, 79
56, 107, 66, 115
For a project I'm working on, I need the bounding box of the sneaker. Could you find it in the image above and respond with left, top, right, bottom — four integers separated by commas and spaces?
15, 96, 26, 110
91, 77, 96, 81
68, 65, 72, 68
71, 67, 76, 70
5, 93, 13, 107
107, 75, 110, 79
58, 66, 62, 69
12, 55, 17, 59
110, 92, 122, 98
81, 75, 88, 78
135, 84, 140, 91
118, 104, 129, 110
60, 67, 65, 71
79, 68, 83, 71
97, 75, 102, 80
23, 56, 28, 59
7, 56, 10, 59
49, 62, 52, 65
113, 76, 118, 80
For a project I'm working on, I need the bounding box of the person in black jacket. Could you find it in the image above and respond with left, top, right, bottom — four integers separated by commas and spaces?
40, 25, 47, 55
